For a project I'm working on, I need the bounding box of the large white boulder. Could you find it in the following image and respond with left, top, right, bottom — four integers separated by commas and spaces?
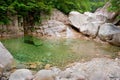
69, 11, 107, 38
79, 22, 100, 38
37, 20, 67, 37
69, 11, 88, 29
98, 23, 120, 46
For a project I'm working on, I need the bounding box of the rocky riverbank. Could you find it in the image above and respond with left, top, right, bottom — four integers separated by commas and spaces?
1, 58, 120, 80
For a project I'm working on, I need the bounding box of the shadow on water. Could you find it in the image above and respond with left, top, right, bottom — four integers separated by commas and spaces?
1, 37, 120, 69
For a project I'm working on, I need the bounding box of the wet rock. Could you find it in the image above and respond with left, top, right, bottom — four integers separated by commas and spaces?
98, 23, 120, 46
33, 70, 55, 80
0, 42, 14, 77
9, 69, 33, 80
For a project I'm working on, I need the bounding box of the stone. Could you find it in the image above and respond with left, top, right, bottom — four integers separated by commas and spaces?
0, 42, 14, 76
84, 12, 107, 24
98, 23, 120, 46
58, 58, 120, 80
89, 71, 109, 80
44, 64, 51, 70
79, 22, 100, 38
33, 70, 55, 80
70, 71, 86, 80
50, 9, 70, 25
40, 20, 66, 37
69, 11, 88, 29
9, 69, 33, 80
69, 11, 107, 38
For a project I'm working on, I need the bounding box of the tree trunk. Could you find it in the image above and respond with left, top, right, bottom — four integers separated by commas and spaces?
23, 14, 35, 45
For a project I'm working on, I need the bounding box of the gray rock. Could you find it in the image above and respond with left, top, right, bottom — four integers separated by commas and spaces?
9, 69, 33, 80
50, 9, 69, 25
79, 22, 100, 38
69, 11, 107, 38
58, 58, 120, 80
58, 67, 86, 80
33, 70, 55, 80
0, 42, 14, 76
84, 12, 107, 23
69, 11, 88, 29
89, 71, 109, 80
98, 23, 120, 46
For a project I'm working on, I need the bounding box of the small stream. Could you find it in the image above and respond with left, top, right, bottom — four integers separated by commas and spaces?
1, 37, 120, 69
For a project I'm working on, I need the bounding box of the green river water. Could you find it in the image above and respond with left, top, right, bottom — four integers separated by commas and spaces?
1, 37, 120, 69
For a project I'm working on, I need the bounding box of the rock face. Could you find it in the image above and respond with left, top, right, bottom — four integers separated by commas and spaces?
37, 20, 67, 37
98, 23, 120, 46
9, 69, 33, 80
50, 9, 70, 25
0, 42, 14, 76
35, 9, 81, 38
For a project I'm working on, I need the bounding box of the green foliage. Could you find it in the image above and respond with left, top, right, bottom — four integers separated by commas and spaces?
0, 0, 52, 25
0, 1, 10, 24
0, 0, 107, 25
109, 0, 120, 12
90, 1, 106, 12
44, 0, 92, 14
1, 37, 81, 68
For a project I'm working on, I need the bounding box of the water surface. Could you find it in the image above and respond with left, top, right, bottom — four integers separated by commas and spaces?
1, 37, 120, 69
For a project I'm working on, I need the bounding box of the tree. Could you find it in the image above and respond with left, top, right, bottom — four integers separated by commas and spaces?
0, 0, 52, 44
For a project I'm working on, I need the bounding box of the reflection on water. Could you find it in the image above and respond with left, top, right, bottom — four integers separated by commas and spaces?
1, 37, 120, 69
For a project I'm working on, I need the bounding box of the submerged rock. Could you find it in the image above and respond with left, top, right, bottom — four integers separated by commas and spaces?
98, 23, 120, 46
